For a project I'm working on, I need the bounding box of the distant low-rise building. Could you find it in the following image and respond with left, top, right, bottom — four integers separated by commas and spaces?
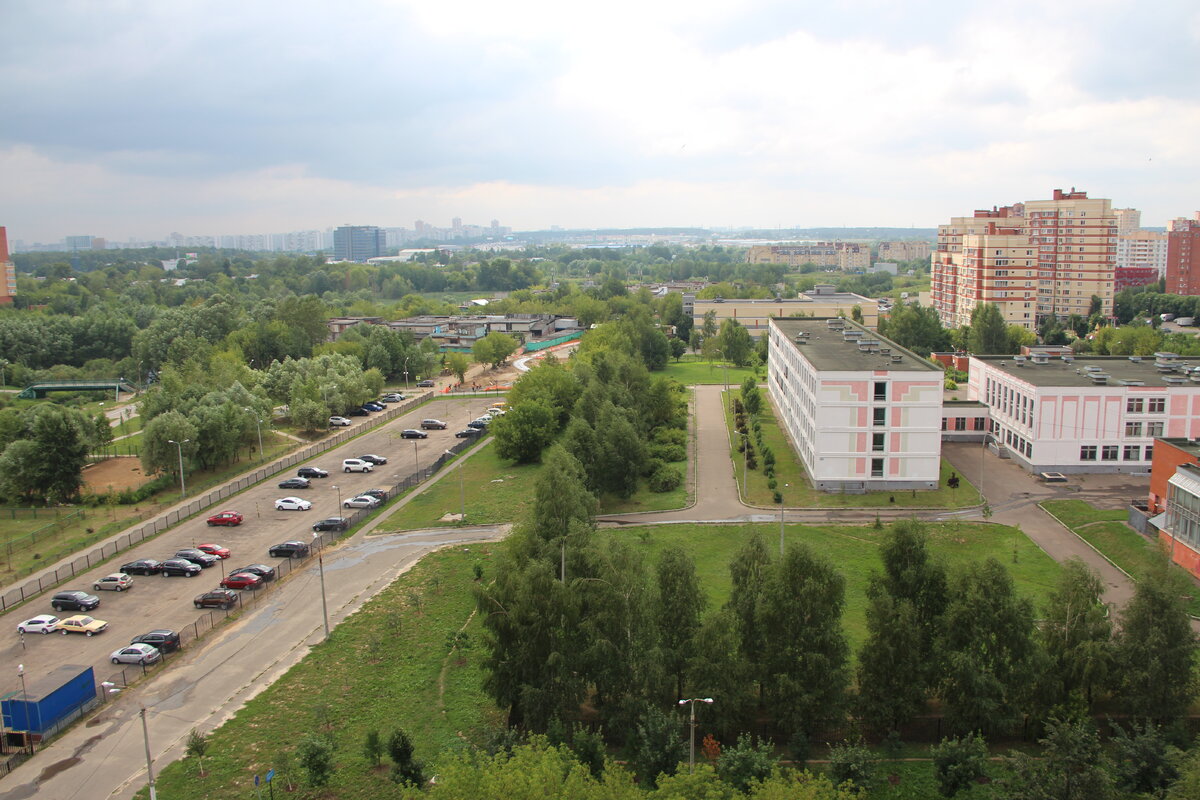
693, 287, 879, 332
877, 240, 931, 262
746, 242, 871, 271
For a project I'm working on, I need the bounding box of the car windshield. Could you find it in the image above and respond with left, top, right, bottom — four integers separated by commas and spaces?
76, 616, 94, 624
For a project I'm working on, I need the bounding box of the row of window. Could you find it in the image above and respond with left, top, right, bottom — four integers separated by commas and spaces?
1128, 397, 1166, 413
1080, 445, 1151, 461
1125, 421, 1165, 437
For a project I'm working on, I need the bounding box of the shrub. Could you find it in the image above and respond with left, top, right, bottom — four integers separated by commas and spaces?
746, 454, 758, 470
733, 399, 744, 414
772, 490, 781, 503
767, 478, 777, 491
762, 448, 775, 467
931, 733, 988, 797
641, 457, 665, 478
649, 443, 687, 463
829, 739, 875, 791
653, 428, 687, 447
763, 464, 774, 479
648, 465, 683, 493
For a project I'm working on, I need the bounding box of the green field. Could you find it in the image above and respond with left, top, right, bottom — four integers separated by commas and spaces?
661, 357, 759, 386
1040, 498, 1200, 615
144, 519, 1056, 799
726, 392, 983, 509
377, 438, 690, 532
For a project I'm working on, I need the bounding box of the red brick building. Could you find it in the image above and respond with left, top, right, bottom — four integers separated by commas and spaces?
1166, 218, 1200, 296
0, 227, 15, 305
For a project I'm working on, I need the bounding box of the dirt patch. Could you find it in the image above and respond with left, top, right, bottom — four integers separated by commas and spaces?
83, 457, 150, 493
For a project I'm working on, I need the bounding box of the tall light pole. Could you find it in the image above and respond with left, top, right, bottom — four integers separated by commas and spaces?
677, 697, 714, 773
779, 483, 789, 556
244, 408, 263, 461
446, 450, 465, 522
413, 439, 419, 477
141, 706, 157, 800
331, 484, 343, 510
168, 439, 189, 498
312, 532, 330, 640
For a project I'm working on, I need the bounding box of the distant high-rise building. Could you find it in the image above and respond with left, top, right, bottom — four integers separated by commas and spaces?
1114, 208, 1141, 236
65, 235, 94, 250
1117, 229, 1167, 277
1166, 216, 1200, 296
0, 227, 16, 305
877, 240, 932, 262
332, 225, 385, 262
932, 188, 1117, 331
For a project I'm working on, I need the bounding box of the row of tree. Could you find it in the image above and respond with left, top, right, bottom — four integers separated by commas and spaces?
0, 405, 110, 503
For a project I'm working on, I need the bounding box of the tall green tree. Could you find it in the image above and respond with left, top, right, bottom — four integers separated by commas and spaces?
856, 588, 925, 735
654, 547, 706, 700
473, 331, 520, 367
1001, 717, 1115, 800
446, 352, 472, 383
718, 318, 753, 366
1036, 560, 1112, 711
491, 401, 558, 463
967, 303, 1011, 354
686, 610, 755, 740
878, 520, 948, 690
878, 302, 951, 355
727, 532, 772, 684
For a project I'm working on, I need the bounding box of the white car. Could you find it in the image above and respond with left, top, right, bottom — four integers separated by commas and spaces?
343, 495, 381, 509
110, 643, 162, 665
274, 497, 312, 511
329, 416, 352, 427
17, 614, 60, 635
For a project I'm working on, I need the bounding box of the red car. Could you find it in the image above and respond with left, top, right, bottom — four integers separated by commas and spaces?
220, 572, 264, 590
197, 543, 231, 559
206, 511, 244, 527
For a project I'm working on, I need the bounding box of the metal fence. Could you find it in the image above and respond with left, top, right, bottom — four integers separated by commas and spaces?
0, 393, 442, 613
0, 511, 86, 569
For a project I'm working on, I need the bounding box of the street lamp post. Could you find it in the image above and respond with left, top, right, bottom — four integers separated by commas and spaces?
168, 439, 190, 498
312, 532, 330, 640
413, 440, 419, 478
331, 484, 342, 510
140, 706, 157, 800
741, 432, 749, 499
677, 697, 714, 773
245, 408, 263, 461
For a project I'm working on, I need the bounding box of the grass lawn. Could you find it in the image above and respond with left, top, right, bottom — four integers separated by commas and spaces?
661, 356, 760, 386
377, 438, 690, 532
609, 520, 1061, 652
1041, 498, 1200, 615
142, 519, 1054, 800
727, 393, 982, 509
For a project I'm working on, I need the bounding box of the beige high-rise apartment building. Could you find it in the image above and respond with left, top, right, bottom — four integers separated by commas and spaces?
877, 240, 932, 262
1114, 208, 1141, 236
0, 226, 15, 305
1117, 229, 1168, 277
931, 189, 1116, 331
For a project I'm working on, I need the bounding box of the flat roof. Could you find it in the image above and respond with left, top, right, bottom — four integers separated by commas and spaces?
1158, 438, 1200, 458
694, 293, 872, 305
974, 354, 1200, 388
771, 317, 940, 373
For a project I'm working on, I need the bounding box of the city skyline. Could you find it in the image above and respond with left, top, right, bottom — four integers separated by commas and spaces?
2, 1, 1198, 242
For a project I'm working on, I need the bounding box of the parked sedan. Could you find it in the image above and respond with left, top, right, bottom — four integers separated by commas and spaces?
400, 429, 428, 439
274, 497, 312, 511
131, 629, 181, 653
329, 416, 352, 427
160, 559, 202, 578
455, 428, 482, 438
417, 379, 435, 387
381, 393, 405, 402
205, 510, 244, 527
93, 573, 133, 592
17, 615, 60, 635
197, 543, 231, 559
220, 572, 264, 590
59, 615, 108, 636
111, 643, 161, 665
346, 408, 369, 417
343, 495, 381, 509
51, 591, 100, 612
358, 454, 388, 465
466, 419, 489, 430
174, 549, 219, 568
228, 564, 276, 582
268, 541, 310, 558
420, 419, 448, 429
362, 402, 385, 412
312, 517, 349, 533
298, 466, 329, 479
120, 558, 163, 576
359, 488, 387, 500
278, 477, 311, 490
194, 589, 239, 609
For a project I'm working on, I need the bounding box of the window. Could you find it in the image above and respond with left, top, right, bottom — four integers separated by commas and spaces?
1124, 446, 1141, 461
955, 417, 966, 431
1102, 446, 1119, 461
973, 418, 986, 431
1148, 398, 1166, 413
874, 381, 887, 401
873, 407, 886, 427
1125, 421, 1143, 437
1146, 445, 1154, 461
1147, 422, 1164, 437
871, 458, 884, 477
1127, 398, 1144, 413
1080, 446, 1097, 461
872, 433, 885, 452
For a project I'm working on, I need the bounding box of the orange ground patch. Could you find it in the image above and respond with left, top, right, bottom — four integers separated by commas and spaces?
83, 457, 150, 493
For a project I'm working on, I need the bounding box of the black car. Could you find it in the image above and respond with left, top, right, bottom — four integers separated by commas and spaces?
297, 467, 328, 479
175, 549, 219, 568
455, 428, 482, 438
194, 589, 239, 610
51, 591, 100, 612
467, 419, 489, 430
358, 454, 387, 465
268, 541, 310, 558
120, 558, 162, 576
160, 559, 202, 577
131, 629, 181, 653
278, 477, 311, 490
417, 379, 435, 387
229, 563, 276, 582
346, 408, 369, 417
312, 517, 350, 533
360, 489, 387, 501
400, 429, 427, 439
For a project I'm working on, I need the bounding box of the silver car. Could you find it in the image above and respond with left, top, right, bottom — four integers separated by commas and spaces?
343, 495, 381, 509
110, 643, 162, 665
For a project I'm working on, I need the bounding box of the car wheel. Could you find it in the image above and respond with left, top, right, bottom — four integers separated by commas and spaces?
116, 586, 124, 592
188, 572, 197, 577
61, 629, 69, 635
194, 603, 203, 608
42, 628, 50, 634
86, 631, 93, 637
94, 585, 101, 591
112, 657, 121, 664
344, 467, 351, 472
52, 604, 61, 611
162, 571, 169, 577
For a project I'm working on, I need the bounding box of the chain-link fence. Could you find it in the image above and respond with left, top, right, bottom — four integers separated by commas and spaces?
0, 394, 442, 612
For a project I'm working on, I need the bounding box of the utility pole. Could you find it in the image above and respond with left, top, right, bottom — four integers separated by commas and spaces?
141, 706, 157, 800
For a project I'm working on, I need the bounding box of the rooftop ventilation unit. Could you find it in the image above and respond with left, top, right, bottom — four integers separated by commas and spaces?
1129, 356, 1143, 363
1090, 373, 1110, 384
1165, 375, 1187, 385
891, 355, 903, 363
1155, 352, 1179, 361
1120, 379, 1145, 386
1084, 365, 1103, 372
879, 347, 891, 355
827, 319, 845, 329
1190, 373, 1200, 383
1062, 355, 1074, 363
1013, 355, 1027, 365
1031, 354, 1049, 364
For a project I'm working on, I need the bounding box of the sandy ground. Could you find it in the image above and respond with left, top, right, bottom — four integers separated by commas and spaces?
82, 456, 148, 493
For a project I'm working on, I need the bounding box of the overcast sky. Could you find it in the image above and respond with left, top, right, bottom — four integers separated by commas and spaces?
2, 0, 1198, 243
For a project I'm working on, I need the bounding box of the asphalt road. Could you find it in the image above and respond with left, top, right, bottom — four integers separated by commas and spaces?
0, 394, 502, 730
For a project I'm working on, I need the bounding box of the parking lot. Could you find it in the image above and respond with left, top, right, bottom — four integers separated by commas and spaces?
0, 394, 503, 697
